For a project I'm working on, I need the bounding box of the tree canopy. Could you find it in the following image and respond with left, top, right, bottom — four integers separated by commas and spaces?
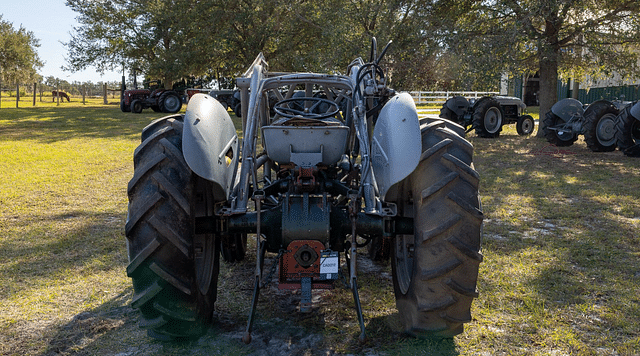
0, 15, 43, 85
64, 0, 640, 108
64, 0, 447, 90
65, 0, 225, 87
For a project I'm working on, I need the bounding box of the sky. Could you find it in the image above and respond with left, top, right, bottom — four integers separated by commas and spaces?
1, 0, 123, 84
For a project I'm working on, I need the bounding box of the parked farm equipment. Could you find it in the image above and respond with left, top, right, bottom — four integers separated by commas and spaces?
543, 98, 640, 155
120, 73, 183, 114
439, 95, 535, 137
208, 89, 242, 116
125, 39, 483, 343
615, 101, 640, 156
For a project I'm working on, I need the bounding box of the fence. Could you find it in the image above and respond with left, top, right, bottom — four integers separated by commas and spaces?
0, 83, 119, 108
409, 91, 499, 117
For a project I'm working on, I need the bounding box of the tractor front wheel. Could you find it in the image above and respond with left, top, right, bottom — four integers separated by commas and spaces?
542, 111, 578, 146
125, 115, 219, 340
233, 103, 242, 118
130, 100, 143, 114
221, 233, 247, 263
392, 119, 483, 338
120, 99, 131, 113
516, 115, 535, 136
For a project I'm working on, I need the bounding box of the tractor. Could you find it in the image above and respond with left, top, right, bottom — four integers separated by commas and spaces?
125, 39, 483, 343
615, 101, 640, 156
208, 89, 242, 116
542, 98, 632, 152
120, 76, 183, 114
439, 95, 535, 138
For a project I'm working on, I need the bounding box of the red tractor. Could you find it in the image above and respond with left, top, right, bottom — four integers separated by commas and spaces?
120, 78, 183, 114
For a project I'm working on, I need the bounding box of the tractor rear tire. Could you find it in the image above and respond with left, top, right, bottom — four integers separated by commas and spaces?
583, 101, 619, 152
392, 119, 483, 338
472, 98, 503, 138
516, 115, 535, 136
542, 111, 578, 146
125, 115, 219, 340
615, 104, 640, 157
159, 91, 183, 113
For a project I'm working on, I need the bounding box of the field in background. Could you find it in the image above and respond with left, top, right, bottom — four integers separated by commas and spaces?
0, 103, 639, 355
0, 93, 120, 109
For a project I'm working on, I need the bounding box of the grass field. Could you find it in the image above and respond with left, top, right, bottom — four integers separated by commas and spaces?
0, 98, 639, 355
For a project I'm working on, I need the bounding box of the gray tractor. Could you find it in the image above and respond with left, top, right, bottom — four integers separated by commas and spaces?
125, 40, 483, 343
542, 98, 630, 152
439, 95, 535, 138
615, 101, 640, 156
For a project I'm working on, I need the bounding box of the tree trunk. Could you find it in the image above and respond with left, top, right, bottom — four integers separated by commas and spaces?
536, 39, 560, 138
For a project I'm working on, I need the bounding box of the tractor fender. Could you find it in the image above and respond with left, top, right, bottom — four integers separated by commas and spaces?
630, 101, 640, 120
551, 98, 584, 121
444, 96, 470, 118
182, 93, 239, 201
372, 92, 421, 200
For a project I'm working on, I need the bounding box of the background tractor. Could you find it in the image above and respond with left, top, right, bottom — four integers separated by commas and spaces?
120, 72, 183, 114
615, 101, 640, 157
542, 98, 631, 152
125, 39, 483, 343
439, 95, 535, 138
208, 89, 242, 116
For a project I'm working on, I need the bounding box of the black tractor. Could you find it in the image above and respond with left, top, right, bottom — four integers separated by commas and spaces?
440, 95, 535, 138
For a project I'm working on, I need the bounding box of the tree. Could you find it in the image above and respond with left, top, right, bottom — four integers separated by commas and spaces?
433, 0, 640, 136
261, 0, 444, 90
0, 15, 43, 86
65, 0, 225, 88
64, 0, 446, 90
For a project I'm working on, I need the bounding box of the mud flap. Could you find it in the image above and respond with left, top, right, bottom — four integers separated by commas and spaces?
371, 92, 421, 200
182, 93, 239, 201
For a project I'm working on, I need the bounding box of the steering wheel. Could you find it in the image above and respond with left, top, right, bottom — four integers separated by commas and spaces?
273, 97, 340, 120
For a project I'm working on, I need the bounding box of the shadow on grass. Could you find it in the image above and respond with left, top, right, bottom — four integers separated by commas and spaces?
0, 210, 127, 299
365, 315, 460, 356
471, 133, 640, 348
40, 288, 137, 356
38, 297, 460, 356
0, 106, 167, 143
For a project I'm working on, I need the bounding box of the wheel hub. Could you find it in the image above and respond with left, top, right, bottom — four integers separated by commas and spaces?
164, 96, 180, 111
596, 114, 617, 146
484, 107, 502, 133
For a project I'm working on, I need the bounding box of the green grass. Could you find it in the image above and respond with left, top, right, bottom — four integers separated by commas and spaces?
0, 101, 639, 355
